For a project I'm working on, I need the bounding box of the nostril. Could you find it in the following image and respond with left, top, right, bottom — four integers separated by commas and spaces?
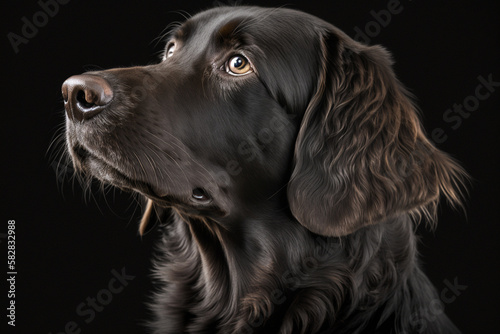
76, 90, 96, 110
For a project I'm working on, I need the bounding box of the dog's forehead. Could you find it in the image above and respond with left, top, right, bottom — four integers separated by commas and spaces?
188, 6, 268, 31
178, 6, 321, 46
175, 7, 258, 45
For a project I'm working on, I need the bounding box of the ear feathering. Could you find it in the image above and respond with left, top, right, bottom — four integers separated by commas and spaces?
287, 27, 468, 237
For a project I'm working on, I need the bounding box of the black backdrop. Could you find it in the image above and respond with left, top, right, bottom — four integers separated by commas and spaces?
2, 0, 499, 333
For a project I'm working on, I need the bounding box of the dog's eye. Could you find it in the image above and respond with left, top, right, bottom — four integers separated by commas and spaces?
226, 55, 252, 76
191, 188, 211, 203
166, 44, 176, 58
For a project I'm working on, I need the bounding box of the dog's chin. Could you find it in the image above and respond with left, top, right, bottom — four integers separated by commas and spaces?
69, 144, 168, 201
68, 144, 227, 218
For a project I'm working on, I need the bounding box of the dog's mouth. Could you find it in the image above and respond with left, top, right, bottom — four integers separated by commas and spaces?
69, 144, 213, 209
68, 140, 227, 233
70, 144, 168, 201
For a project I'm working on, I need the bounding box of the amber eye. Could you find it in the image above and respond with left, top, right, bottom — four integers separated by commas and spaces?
227, 55, 252, 76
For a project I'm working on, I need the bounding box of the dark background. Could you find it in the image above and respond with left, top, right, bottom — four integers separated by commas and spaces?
1, 0, 499, 333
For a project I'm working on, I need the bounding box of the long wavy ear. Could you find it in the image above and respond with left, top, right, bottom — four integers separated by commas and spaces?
287, 27, 468, 237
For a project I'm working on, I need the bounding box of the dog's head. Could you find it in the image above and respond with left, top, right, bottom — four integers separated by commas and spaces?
62, 6, 466, 236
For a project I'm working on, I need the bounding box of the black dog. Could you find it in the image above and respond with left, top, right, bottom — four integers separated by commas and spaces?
61, 6, 467, 333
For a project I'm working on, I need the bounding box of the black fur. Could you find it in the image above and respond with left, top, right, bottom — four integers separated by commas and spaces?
62, 6, 467, 333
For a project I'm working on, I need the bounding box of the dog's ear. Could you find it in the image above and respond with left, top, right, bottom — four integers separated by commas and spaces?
287, 28, 468, 237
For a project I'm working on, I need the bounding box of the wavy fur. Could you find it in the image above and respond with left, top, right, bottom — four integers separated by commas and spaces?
61, 6, 467, 333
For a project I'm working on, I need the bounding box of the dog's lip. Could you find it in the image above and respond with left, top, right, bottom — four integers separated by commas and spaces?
71, 144, 170, 199
70, 145, 227, 218
69, 145, 221, 212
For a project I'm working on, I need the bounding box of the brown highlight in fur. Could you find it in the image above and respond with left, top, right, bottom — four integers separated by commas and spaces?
61, 6, 468, 333
139, 199, 154, 236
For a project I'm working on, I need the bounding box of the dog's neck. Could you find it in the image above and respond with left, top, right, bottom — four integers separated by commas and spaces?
163, 210, 420, 331
183, 211, 307, 294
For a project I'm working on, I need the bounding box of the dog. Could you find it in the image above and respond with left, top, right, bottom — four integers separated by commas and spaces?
61, 6, 467, 333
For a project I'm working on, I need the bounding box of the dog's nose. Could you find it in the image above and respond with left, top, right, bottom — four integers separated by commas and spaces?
62, 74, 113, 121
